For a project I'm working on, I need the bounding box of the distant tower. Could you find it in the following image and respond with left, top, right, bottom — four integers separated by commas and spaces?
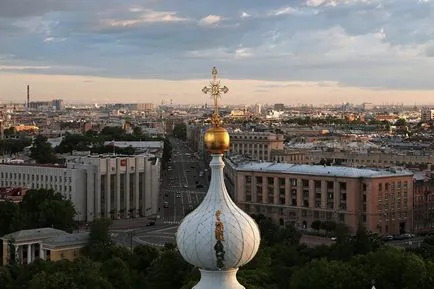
0, 111, 4, 141
255, 103, 262, 115
27, 85, 30, 110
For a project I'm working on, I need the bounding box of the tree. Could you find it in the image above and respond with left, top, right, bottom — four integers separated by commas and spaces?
145, 249, 194, 289
334, 222, 351, 244
132, 245, 160, 273
290, 258, 366, 289
133, 126, 143, 137
0, 138, 32, 155
100, 257, 132, 289
173, 123, 187, 140
0, 201, 21, 236
83, 218, 113, 261
352, 247, 427, 289
20, 189, 76, 232
30, 135, 58, 164
27, 258, 114, 289
101, 126, 125, 137
395, 118, 407, 127
320, 220, 336, 234
311, 220, 322, 232
352, 224, 372, 255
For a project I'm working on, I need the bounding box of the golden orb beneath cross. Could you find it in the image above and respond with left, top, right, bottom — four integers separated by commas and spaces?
204, 126, 230, 154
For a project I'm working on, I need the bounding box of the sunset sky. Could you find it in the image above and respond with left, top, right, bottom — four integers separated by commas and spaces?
1, 0, 434, 105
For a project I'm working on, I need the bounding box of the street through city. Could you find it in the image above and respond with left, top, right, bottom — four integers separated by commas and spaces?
112, 136, 209, 247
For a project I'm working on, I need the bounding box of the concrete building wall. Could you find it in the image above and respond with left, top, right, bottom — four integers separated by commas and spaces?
0, 154, 161, 222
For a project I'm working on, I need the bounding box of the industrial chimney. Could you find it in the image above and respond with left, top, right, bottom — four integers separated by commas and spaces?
27, 85, 30, 109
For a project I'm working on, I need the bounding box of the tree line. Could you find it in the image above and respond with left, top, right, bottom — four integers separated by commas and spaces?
2, 209, 434, 288
26, 126, 172, 168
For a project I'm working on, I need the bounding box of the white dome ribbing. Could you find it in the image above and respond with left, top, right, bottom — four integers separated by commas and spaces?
176, 154, 261, 288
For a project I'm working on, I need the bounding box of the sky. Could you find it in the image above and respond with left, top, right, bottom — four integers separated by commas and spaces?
0, 0, 434, 105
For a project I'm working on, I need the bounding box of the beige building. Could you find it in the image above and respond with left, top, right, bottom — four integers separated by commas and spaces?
225, 156, 414, 235
229, 132, 284, 161
2, 228, 88, 265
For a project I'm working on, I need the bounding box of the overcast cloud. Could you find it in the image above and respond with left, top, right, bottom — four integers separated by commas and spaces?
1, 0, 434, 91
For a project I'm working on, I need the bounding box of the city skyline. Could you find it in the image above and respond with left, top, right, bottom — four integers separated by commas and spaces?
1, 0, 434, 104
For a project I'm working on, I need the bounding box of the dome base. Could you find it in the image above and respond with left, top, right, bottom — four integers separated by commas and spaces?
193, 268, 245, 289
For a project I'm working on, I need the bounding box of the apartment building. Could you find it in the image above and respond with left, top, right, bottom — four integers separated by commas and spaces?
421, 109, 434, 122
229, 132, 284, 161
0, 154, 160, 222
413, 171, 434, 233
225, 156, 414, 235
271, 149, 434, 169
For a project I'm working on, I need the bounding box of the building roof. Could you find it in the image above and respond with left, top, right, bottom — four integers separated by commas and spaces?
2, 228, 68, 242
43, 232, 89, 249
227, 158, 413, 178
103, 141, 163, 149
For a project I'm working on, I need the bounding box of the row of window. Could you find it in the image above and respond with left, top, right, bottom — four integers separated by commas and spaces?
0, 172, 72, 183
378, 191, 408, 202
246, 176, 347, 189
378, 181, 408, 192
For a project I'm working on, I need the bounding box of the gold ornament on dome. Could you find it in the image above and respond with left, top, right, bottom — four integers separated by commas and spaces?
202, 66, 230, 153
214, 210, 225, 241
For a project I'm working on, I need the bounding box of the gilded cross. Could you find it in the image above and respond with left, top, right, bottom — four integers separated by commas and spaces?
202, 66, 229, 117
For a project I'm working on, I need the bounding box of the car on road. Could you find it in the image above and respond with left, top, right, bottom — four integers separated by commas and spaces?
146, 221, 155, 226
163, 201, 169, 208
196, 184, 204, 188
183, 184, 188, 188
384, 235, 394, 241
176, 194, 181, 198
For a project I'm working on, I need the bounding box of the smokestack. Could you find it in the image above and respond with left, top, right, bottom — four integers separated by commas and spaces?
27, 85, 30, 109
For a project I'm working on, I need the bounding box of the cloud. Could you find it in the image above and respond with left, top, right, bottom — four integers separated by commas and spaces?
0, 0, 434, 98
0, 65, 51, 70
199, 15, 222, 26
104, 9, 190, 27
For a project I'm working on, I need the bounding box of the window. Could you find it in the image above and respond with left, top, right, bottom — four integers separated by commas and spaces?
379, 183, 383, 191
245, 176, 252, 184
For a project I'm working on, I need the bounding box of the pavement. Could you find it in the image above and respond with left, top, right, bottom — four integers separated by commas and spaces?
159, 137, 208, 223
111, 137, 209, 247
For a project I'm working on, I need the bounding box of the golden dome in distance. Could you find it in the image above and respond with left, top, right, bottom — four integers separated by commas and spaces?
201, 66, 230, 154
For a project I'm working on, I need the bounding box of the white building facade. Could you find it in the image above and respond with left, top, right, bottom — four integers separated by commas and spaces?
0, 154, 161, 222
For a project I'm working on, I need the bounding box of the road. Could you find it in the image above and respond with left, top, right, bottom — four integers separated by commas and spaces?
159, 136, 208, 224
112, 136, 209, 247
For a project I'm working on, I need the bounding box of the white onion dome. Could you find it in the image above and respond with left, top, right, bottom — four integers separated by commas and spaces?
176, 154, 261, 271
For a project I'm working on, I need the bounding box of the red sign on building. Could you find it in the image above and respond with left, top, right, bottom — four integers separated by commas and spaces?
120, 159, 127, 166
